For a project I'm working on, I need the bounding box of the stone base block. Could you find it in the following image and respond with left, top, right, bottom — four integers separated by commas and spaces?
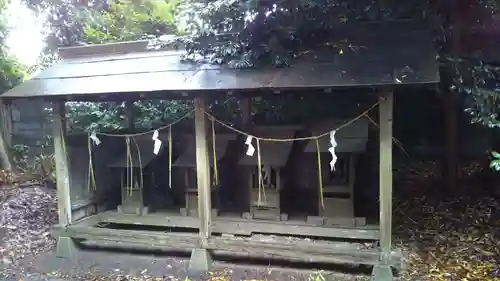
55, 236, 77, 258
187, 248, 213, 274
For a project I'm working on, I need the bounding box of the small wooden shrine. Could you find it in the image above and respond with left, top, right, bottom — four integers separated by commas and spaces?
108, 137, 165, 215
301, 119, 369, 226
240, 126, 301, 221
0, 21, 439, 281
172, 133, 236, 217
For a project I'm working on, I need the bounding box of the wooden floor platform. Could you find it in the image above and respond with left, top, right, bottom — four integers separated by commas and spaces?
55, 217, 401, 268
89, 210, 380, 240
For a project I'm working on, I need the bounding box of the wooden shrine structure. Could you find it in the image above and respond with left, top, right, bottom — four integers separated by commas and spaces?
0, 21, 439, 281
301, 119, 369, 226
239, 125, 301, 221
108, 138, 164, 215
172, 133, 236, 217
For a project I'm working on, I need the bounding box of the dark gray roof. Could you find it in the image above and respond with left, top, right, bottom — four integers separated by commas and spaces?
1, 21, 439, 100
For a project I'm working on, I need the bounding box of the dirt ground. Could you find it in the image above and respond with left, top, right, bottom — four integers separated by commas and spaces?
12, 249, 374, 281
0, 185, 373, 281
2, 168, 500, 281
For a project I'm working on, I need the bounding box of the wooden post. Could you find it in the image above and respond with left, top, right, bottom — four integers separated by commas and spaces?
189, 96, 213, 273
125, 100, 135, 130
379, 89, 393, 260
444, 0, 460, 193
371, 89, 394, 281
0, 100, 12, 147
0, 99, 12, 170
194, 97, 211, 241
239, 97, 251, 126
52, 101, 72, 226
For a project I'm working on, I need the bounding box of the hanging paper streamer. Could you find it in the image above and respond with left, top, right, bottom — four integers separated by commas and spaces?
152, 130, 162, 155
90, 131, 101, 146
245, 135, 255, 156
211, 118, 219, 186
125, 137, 134, 196
256, 138, 263, 206
315, 138, 324, 209
87, 131, 99, 192
328, 130, 338, 171
87, 136, 97, 192
168, 127, 172, 189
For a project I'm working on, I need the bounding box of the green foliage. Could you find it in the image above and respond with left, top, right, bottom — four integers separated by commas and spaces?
446, 55, 500, 172
0, 0, 27, 93
449, 58, 500, 129
11, 136, 56, 185
0, 49, 26, 91
65, 102, 126, 132
64, 0, 187, 132
82, 0, 180, 44
65, 100, 193, 133
490, 151, 500, 171
171, 0, 429, 68
12, 0, 499, 152
133, 100, 192, 129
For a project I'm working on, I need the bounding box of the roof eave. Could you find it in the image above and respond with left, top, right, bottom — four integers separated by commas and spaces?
58, 40, 150, 60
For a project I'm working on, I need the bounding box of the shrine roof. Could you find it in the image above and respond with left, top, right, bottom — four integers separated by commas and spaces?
1, 20, 439, 101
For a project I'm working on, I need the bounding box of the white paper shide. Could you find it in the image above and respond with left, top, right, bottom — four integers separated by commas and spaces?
328, 130, 337, 171
152, 130, 162, 155
245, 135, 255, 156
90, 131, 101, 145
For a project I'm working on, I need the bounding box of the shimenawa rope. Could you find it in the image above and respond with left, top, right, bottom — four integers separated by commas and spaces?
202, 101, 381, 208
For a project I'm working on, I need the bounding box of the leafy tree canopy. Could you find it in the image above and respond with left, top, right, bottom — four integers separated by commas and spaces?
2, 0, 499, 144
32, 0, 378, 133
171, 0, 431, 68
0, 0, 28, 93
19, 0, 191, 133
82, 0, 180, 44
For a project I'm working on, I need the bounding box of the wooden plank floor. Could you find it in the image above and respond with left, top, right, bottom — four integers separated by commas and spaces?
95, 211, 380, 240
58, 222, 400, 268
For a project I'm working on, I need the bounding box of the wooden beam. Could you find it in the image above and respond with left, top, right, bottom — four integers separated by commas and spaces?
194, 97, 211, 243
53, 101, 72, 226
207, 236, 397, 267
378, 89, 393, 263
58, 40, 149, 59
95, 211, 380, 240
59, 223, 401, 269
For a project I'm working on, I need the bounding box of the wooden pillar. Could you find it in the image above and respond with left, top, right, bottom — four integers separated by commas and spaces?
125, 100, 135, 130
0, 100, 12, 147
189, 96, 213, 273
379, 89, 393, 261
53, 101, 72, 226
444, 0, 461, 193
0, 99, 12, 170
239, 97, 251, 126
53, 101, 78, 259
194, 97, 211, 242
372, 89, 394, 281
